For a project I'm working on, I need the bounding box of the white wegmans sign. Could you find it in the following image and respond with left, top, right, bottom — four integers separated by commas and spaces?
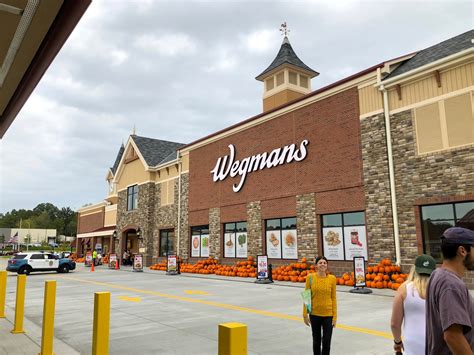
211, 139, 309, 192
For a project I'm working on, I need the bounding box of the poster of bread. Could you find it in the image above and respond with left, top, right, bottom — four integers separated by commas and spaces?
322, 227, 344, 260
266, 231, 281, 258
282, 230, 298, 259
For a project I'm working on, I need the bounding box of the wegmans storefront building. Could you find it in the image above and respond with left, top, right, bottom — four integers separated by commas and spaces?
76, 30, 474, 287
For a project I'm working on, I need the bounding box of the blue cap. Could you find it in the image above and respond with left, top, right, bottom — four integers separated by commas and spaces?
441, 227, 474, 245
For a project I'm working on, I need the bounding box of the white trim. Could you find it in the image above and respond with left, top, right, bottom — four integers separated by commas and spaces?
148, 159, 179, 172
155, 176, 178, 184
77, 202, 107, 213
77, 230, 114, 238
105, 204, 117, 212
389, 86, 474, 115
359, 109, 384, 120
116, 181, 155, 193
180, 169, 189, 174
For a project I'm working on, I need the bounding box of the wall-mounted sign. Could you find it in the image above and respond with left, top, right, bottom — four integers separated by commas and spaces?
211, 139, 309, 192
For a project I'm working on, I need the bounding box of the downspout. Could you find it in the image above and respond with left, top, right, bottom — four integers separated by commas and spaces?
176, 152, 182, 259
378, 80, 401, 266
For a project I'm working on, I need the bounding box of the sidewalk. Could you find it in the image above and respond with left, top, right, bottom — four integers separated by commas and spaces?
0, 306, 79, 355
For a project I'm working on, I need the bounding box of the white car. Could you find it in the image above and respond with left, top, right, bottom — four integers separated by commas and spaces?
6, 252, 76, 275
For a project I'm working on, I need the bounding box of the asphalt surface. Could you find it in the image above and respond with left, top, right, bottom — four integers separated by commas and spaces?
1, 259, 397, 354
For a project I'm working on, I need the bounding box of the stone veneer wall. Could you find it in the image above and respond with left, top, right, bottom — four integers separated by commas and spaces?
246, 201, 262, 257
360, 113, 395, 263
116, 182, 156, 266
178, 173, 189, 260
209, 207, 221, 259
296, 193, 318, 260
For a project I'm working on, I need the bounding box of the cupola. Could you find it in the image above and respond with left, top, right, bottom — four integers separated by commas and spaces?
256, 23, 318, 112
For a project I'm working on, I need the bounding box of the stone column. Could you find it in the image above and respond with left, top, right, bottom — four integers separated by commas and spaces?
296, 193, 317, 261
246, 201, 262, 257
209, 207, 221, 259
178, 173, 189, 261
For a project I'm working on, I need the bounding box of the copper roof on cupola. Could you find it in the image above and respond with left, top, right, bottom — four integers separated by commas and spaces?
255, 36, 319, 81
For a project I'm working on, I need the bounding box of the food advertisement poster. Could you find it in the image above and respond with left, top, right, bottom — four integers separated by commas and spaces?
322, 227, 344, 260
224, 233, 236, 258
282, 230, 298, 259
266, 231, 281, 259
108, 254, 117, 269
133, 254, 143, 271
257, 255, 268, 279
167, 254, 177, 272
191, 235, 200, 257
236, 232, 248, 258
353, 256, 366, 287
85, 253, 92, 267
343, 226, 368, 260
201, 234, 210, 257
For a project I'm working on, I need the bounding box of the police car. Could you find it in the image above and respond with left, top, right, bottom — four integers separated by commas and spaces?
6, 252, 76, 275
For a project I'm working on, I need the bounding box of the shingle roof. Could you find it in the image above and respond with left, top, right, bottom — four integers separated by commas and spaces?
110, 144, 125, 174
385, 30, 474, 79
255, 37, 318, 80
131, 135, 184, 167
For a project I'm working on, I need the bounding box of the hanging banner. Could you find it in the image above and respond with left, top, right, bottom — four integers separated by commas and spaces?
133, 254, 143, 272
224, 233, 236, 258
108, 254, 117, 269
281, 230, 298, 259
236, 232, 248, 258
353, 256, 367, 287
257, 255, 269, 280
200, 234, 210, 257
344, 226, 368, 260
322, 227, 344, 260
191, 235, 200, 257
167, 254, 177, 273
266, 231, 281, 259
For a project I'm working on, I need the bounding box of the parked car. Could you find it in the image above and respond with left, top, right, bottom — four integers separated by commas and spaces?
6, 252, 76, 275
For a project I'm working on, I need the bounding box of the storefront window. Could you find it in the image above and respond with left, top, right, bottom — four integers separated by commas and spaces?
223, 222, 247, 258
190, 225, 209, 258
265, 217, 297, 259
321, 211, 367, 261
421, 201, 474, 261
160, 229, 174, 257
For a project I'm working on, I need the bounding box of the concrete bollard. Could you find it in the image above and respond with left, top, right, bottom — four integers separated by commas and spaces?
92, 292, 110, 355
11, 274, 26, 334
0, 271, 6, 318
218, 322, 247, 355
40, 280, 56, 355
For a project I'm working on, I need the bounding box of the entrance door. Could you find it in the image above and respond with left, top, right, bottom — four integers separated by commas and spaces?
159, 230, 174, 257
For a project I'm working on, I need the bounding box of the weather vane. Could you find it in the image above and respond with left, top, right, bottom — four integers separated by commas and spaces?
280, 22, 290, 37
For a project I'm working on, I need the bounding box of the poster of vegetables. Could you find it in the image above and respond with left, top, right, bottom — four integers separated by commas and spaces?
266, 231, 281, 258
201, 234, 210, 257
343, 226, 368, 260
282, 230, 298, 259
236, 232, 248, 258
322, 227, 344, 260
224, 233, 236, 258
191, 235, 200, 257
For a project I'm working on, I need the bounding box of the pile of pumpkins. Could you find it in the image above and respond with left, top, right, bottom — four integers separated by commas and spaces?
336, 259, 406, 290
272, 257, 316, 282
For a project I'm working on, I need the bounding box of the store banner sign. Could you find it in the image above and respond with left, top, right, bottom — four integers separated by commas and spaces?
343, 226, 368, 260
282, 230, 297, 259
236, 232, 247, 258
211, 139, 309, 192
353, 256, 366, 287
133, 254, 143, 272
191, 235, 200, 257
224, 233, 236, 258
108, 254, 117, 269
266, 231, 282, 259
167, 254, 177, 273
257, 255, 269, 280
322, 227, 344, 260
201, 235, 210, 257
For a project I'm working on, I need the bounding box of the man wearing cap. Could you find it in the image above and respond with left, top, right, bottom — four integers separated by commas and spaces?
425, 227, 474, 354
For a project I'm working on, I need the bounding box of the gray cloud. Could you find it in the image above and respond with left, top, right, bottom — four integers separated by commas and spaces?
1, 0, 472, 212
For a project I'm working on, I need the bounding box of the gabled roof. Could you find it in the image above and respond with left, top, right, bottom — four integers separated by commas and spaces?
110, 144, 125, 174
385, 29, 474, 79
131, 135, 184, 167
255, 36, 318, 81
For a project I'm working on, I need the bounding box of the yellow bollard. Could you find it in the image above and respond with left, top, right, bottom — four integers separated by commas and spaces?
218, 322, 247, 355
92, 292, 110, 355
0, 271, 6, 318
39, 280, 56, 355
11, 274, 26, 334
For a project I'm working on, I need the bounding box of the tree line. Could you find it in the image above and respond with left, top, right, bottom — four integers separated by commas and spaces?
0, 203, 77, 236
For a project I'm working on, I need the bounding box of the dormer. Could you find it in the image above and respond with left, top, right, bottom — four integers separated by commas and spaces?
256, 36, 318, 112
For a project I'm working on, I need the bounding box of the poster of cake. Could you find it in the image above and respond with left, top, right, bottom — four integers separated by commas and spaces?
282, 230, 298, 259
224, 232, 236, 258
236, 232, 248, 258
266, 231, 281, 259
343, 226, 368, 260
191, 235, 200, 257
200, 234, 210, 257
322, 227, 344, 260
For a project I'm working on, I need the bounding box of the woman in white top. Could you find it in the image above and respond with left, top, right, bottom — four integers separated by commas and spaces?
390, 254, 436, 355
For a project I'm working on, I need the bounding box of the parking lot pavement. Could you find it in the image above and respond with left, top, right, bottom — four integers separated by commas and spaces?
0, 259, 399, 355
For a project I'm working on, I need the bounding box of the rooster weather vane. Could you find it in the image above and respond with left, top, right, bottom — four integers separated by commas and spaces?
280, 22, 290, 37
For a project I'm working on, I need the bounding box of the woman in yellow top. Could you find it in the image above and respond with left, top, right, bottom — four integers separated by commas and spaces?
303, 256, 337, 355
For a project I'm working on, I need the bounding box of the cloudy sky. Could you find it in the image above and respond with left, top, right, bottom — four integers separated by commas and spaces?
0, 0, 472, 213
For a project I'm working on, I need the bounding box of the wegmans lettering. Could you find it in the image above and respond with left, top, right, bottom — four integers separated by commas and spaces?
211, 139, 309, 192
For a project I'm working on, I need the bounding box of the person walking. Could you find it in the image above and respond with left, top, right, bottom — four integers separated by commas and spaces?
303, 256, 337, 355
92, 249, 98, 266
391, 254, 436, 355
425, 227, 474, 355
